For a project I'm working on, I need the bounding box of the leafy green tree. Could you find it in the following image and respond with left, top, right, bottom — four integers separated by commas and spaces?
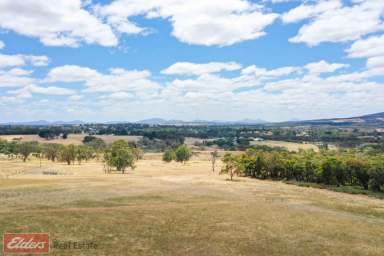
238, 153, 262, 178
320, 158, 340, 185
0, 139, 16, 158
104, 140, 135, 174
43, 143, 62, 162
0, 139, 6, 153
220, 153, 243, 181
4, 142, 17, 159
76, 145, 92, 165
265, 152, 286, 179
60, 144, 76, 165
84, 137, 106, 160
293, 159, 305, 181
17, 142, 38, 162
345, 158, 369, 189
369, 163, 384, 192
174, 144, 192, 164
254, 154, 266, 178
38, 129, 60, 140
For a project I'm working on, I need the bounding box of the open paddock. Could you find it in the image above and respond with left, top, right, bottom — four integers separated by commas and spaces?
0, 155, 383, 255
251, 139, 320, 152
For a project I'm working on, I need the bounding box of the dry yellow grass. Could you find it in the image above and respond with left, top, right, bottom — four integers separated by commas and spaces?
0, 134, 142, 145
251, 139, 319, 152
0, 153, 383, 255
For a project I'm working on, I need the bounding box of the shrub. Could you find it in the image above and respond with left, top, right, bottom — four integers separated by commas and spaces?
174, 145, 192, 163
163, 150, 175, 162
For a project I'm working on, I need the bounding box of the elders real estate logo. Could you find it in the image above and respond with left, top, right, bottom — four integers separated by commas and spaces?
3, 233, 50, 254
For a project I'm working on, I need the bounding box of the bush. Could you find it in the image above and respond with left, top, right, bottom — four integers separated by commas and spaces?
174, 145, 192, 163
163, 150, 175, 162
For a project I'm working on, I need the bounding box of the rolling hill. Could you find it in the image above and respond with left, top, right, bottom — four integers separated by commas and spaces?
285, 112, 384, 127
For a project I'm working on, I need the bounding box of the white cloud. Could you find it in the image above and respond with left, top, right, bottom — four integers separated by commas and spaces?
104, 92, 135, 100
0, 0, 117, 47
0, 40, 4, 49
97, 0, 278, 46
284, 0, 384, 46
68, 95, 84, 101
0, 0, 278, 48
162, 62, 242, 76
46, 65, 160, 95
282, 0, 341, 24
157, 60, 383, 121
46, 65, 99, 82
85, 69, 160, 94
0, 54, 26, 68
162, 74, 240, 99
241, 65, 301, 77
346, 34, 384, 70
1, 90, 32, 102
239, 60, 346, 80
305, 60, 348, 74
0, 54, 49, 68
27, 55, 49, 66
3, 58, 384, 121
367, 56, 384, 69
0, 68, 35, 88
268, 0, 298, 3
347, 34, 384, 59
28, 85, 75, 95
7, 68, 33, 76
8, 84, 75, 96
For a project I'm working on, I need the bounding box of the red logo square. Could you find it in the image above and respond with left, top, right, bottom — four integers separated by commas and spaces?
3, 233, 50, 254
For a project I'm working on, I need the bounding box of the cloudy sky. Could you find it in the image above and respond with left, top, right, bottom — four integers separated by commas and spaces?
0, 0, 383, 122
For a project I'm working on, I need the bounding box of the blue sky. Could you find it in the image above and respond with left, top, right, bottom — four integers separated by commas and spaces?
0, 0, 383, 122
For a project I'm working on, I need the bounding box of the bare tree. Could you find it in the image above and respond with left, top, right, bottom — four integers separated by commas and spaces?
210, 150, 219, 172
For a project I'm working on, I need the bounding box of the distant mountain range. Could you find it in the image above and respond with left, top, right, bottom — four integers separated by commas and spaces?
136, 118, 268, 125
1, 112, 384, 127
0, 118, 268, 126
284, 112, 384, 127
0, 120, 85, 126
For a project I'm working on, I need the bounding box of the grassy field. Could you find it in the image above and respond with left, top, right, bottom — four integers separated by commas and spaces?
0, 134, 142, 145
251, 139, 320, 152
1, 153, 384, 255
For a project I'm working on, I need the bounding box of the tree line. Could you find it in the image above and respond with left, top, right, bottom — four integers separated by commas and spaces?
0, 139, 98, 164
1, 124, 383, 150
220, 148, 384, 192
0, 137, 143, 174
